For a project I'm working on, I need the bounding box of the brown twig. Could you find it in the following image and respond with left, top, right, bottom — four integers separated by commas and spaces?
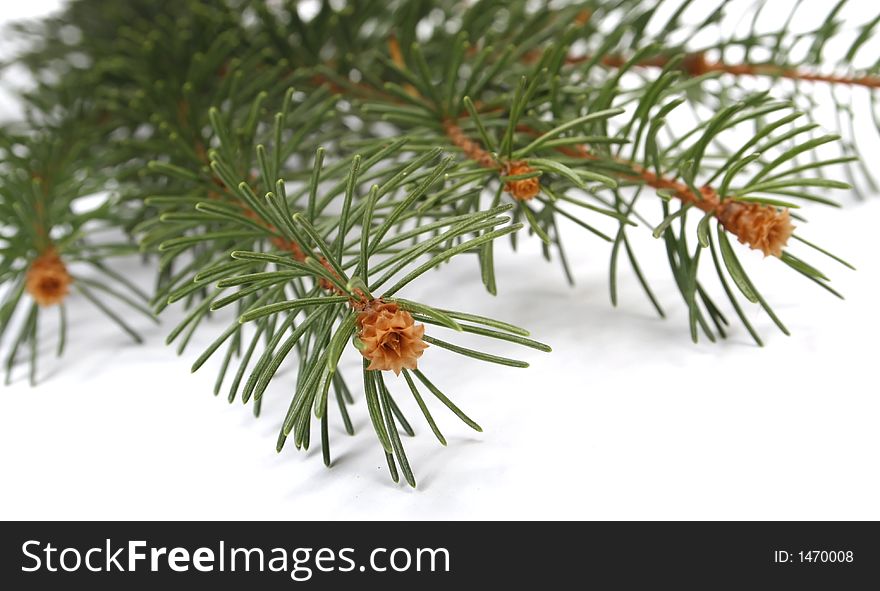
566, 51, 880, 90
511, 123, 794, 256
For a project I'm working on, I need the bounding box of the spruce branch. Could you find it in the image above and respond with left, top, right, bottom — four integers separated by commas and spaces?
0, 105, 154, 384
1, 0, 872, 484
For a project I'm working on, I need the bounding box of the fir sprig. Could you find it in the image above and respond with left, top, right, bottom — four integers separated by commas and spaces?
0, 103, 154, 384
0, 0, 871, 484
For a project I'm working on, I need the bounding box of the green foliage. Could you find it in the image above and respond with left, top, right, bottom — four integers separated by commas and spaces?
0, 0, 872, 484
0, 98, 154, 384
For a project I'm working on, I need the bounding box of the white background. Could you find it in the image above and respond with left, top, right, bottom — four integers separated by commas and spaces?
1, 1, 878, 520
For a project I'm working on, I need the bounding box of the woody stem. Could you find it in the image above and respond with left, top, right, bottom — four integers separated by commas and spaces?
575, 52, 880, 90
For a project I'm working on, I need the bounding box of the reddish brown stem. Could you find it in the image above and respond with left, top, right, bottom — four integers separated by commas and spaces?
512, 123, 794, 256
442, 119, 497, 169
569, 51, 880, 90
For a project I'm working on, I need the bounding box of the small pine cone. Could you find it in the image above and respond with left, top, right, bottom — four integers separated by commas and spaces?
26, 249, 72, 307
357, 301, 428, 375
717, 200, 795, 257
503, 160, 541, 201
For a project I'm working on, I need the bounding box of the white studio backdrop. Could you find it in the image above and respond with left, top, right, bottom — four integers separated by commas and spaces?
1, 1, 878, 520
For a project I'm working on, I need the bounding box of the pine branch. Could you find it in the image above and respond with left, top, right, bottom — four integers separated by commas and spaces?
0, 104, 153, 384
0, 0, 869, 484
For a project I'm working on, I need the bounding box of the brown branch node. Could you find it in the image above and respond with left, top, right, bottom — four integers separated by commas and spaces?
444, 119, 542, 200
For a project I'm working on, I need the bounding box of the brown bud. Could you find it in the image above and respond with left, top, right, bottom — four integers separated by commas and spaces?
357, 301, 428, 375
26, 249, 72, 307
717, 200, 794, 257
503, 160, 541, 201
682, 52, 709, 77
